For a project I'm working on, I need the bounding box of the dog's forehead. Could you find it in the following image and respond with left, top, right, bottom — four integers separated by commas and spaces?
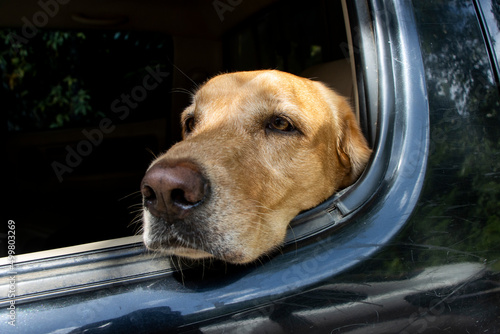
195, 71, 287, 103
192, 71, 331, 119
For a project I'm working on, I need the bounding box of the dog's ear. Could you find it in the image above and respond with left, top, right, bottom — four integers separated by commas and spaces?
335, 99, 372, 189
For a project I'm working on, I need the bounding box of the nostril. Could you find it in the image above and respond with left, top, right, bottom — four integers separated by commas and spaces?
142, 185, 157, 207
170, 189, 200, 209
171, 188, 197, 208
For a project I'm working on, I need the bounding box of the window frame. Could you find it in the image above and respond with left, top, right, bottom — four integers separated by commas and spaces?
474, 0, 500, 87
284, 0, 429, 246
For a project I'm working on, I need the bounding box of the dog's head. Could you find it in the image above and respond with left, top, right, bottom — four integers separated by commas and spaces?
141, 70, 371, 264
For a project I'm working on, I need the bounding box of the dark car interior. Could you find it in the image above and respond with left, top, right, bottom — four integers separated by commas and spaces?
2, 0, 358, 256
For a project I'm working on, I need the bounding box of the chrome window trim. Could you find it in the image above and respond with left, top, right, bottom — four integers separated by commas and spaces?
286, 0, 429, 245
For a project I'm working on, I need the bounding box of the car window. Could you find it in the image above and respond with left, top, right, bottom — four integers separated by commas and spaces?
2, 0, 361, 258
412, 0, 500, 269
3, 30, 173, 256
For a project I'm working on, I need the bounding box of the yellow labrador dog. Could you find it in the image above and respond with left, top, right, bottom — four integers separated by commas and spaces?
141, 70, 371, 264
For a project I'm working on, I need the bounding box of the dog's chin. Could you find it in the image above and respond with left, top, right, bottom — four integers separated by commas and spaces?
143, 237, 251, 264
143, 232, 264, 264
149, 245, 215, 260
143, 235, 213, 260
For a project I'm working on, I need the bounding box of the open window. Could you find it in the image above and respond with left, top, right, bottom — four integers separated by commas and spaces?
1, 0, 370, 259
3, 30, 173, 256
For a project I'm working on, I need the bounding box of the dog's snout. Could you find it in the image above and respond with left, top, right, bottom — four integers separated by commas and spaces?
141, 162, 207, 220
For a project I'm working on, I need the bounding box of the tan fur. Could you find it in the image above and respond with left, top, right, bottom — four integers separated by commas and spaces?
142, 70, 371, 264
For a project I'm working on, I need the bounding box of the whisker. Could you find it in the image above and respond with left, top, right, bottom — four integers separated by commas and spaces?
173, 64, 199, 90
145, 147, 159, 160
171, 87, 195, 96
128, 207, 144, 214
133, 225, 144, 236
127, 217, 141, 228
128, 205, 144, 213
118, 190, 143, 202
128, 211, 144, 235
175, 256, 186, 286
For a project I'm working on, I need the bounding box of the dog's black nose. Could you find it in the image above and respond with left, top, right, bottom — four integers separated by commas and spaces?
141, 161, 208, 220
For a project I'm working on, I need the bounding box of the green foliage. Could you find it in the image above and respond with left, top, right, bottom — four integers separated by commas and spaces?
2, 29, 172, 132
36, 75, 96, 128
1, 29, 95, 131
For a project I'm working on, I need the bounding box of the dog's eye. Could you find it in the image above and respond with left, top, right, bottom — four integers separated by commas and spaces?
184, 116, 196, 134
268, 116, 295, 133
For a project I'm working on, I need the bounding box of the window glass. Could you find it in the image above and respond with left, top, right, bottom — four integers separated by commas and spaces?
411, 0, 500, 269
